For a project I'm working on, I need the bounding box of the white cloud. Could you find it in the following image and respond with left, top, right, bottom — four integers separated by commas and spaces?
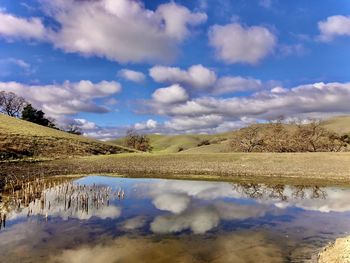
73, 118, 98, 130
0, 80, 121, 119
134, 119, 158, 130
151, 206, 220, 234
214, 76, 262, 95
152, 193, 191, 214
156, 3, 207, 41
38, 0, 206, 63
150, 64, 217, 90
118, 69, 145, 83
209, 23, 276, 64
0, 11, 46, 40
152, 84, 189, 104
165, 114, 223, 131
318, 15, 350, 42
140, 81, 350, 134
150, 64, 262, 95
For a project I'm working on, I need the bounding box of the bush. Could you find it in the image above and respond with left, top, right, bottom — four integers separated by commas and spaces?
197, 139, 211, 147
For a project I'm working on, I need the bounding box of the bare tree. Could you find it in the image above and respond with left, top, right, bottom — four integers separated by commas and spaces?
0, 91, 26, 117
231, 125, 264, 152
125, 129, 152, 152
66, 123, 82, 135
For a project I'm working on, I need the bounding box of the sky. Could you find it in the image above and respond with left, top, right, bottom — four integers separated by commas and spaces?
0, 0, 350, 140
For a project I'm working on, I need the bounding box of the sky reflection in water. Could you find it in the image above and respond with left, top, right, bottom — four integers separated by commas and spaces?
1, 175, 350, 263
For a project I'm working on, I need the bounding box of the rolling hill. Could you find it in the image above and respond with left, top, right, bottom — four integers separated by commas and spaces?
111, 116, 350, 154
321, 116, 350, 135
0, 114, 134, 160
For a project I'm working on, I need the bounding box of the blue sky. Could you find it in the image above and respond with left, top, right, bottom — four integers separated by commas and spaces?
0, 0, 350, 139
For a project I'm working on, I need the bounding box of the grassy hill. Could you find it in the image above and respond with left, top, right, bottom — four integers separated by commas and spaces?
112, 133, 231, 153
111, 116, 350, 154
0, 114, 134, 160
321, 116, 350, 135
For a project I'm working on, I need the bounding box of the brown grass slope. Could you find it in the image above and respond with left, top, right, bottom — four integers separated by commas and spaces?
0, 114, 134, 160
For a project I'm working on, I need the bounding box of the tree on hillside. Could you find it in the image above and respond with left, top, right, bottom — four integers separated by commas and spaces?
0, 91, 26, 117
21, 104, 56, 128
231, 125, 264, 152
231, 119, 348, 153
125, 129, 152, 152
66, 123, 82, 135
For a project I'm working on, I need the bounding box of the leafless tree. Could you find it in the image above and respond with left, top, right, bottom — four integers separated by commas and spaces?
231, 118, 348, 152
231, 125, 264, 152
0, 91, 26, 117
125, 129, 152, 152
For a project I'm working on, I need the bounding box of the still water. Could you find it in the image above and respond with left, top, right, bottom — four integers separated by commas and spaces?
1, 175, 350, 262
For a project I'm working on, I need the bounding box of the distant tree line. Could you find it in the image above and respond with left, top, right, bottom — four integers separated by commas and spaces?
231, 119, 349, 152
0, 91, 82, 135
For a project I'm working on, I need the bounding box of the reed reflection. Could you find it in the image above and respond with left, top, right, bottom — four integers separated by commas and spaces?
0, 177, 125, 229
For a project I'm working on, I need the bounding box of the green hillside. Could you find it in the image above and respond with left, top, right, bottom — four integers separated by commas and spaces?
111, 116, 350, 154
112, 133, 232, 153
0, 114, 134, 160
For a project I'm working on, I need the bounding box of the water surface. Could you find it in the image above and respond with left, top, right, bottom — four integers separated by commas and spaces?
1, 175, 350, 262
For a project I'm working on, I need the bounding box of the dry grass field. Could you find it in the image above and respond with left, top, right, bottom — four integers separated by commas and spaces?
0, 114, 134, 159
2, 152, 350, 186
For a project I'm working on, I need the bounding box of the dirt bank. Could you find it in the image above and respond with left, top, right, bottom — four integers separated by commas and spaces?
318, 236, 350, 263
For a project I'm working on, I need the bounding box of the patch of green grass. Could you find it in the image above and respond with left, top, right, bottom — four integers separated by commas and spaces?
111, 133, 231, 153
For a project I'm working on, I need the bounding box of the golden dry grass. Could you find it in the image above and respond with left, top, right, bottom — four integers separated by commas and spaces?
0, 114, 133, 159
2, 152, 350, 185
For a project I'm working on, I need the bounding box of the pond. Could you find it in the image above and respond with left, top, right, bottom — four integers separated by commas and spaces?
1, 175, 350, 262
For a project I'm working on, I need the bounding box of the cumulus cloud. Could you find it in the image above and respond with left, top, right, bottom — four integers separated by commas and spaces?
153, 193, 191, 214
165, 114, 223, 131
0, 80, 121, 119
150, 201, 272, 234
73, 118, 99, 130
137, 81, 350, 134
70, 81, 350, 138
150, 64, 263, 95
150, 64, 217, 90
151, 206, 220, 234
33, 0, 206, 63
134, 119, 158, 130
318, 15, 350, 42
209, 23, 276, 64
118, 69, 145, 83
0, 11, 46, 40
156, 82, 350, 119
152, 84, 189, 104
214, 76, 263, 95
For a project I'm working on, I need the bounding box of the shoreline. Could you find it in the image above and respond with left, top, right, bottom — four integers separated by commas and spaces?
318, 236, 350, 263
1, 152, 350, 187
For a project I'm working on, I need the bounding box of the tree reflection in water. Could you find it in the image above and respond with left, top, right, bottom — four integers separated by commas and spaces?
232, 183, 327, 201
